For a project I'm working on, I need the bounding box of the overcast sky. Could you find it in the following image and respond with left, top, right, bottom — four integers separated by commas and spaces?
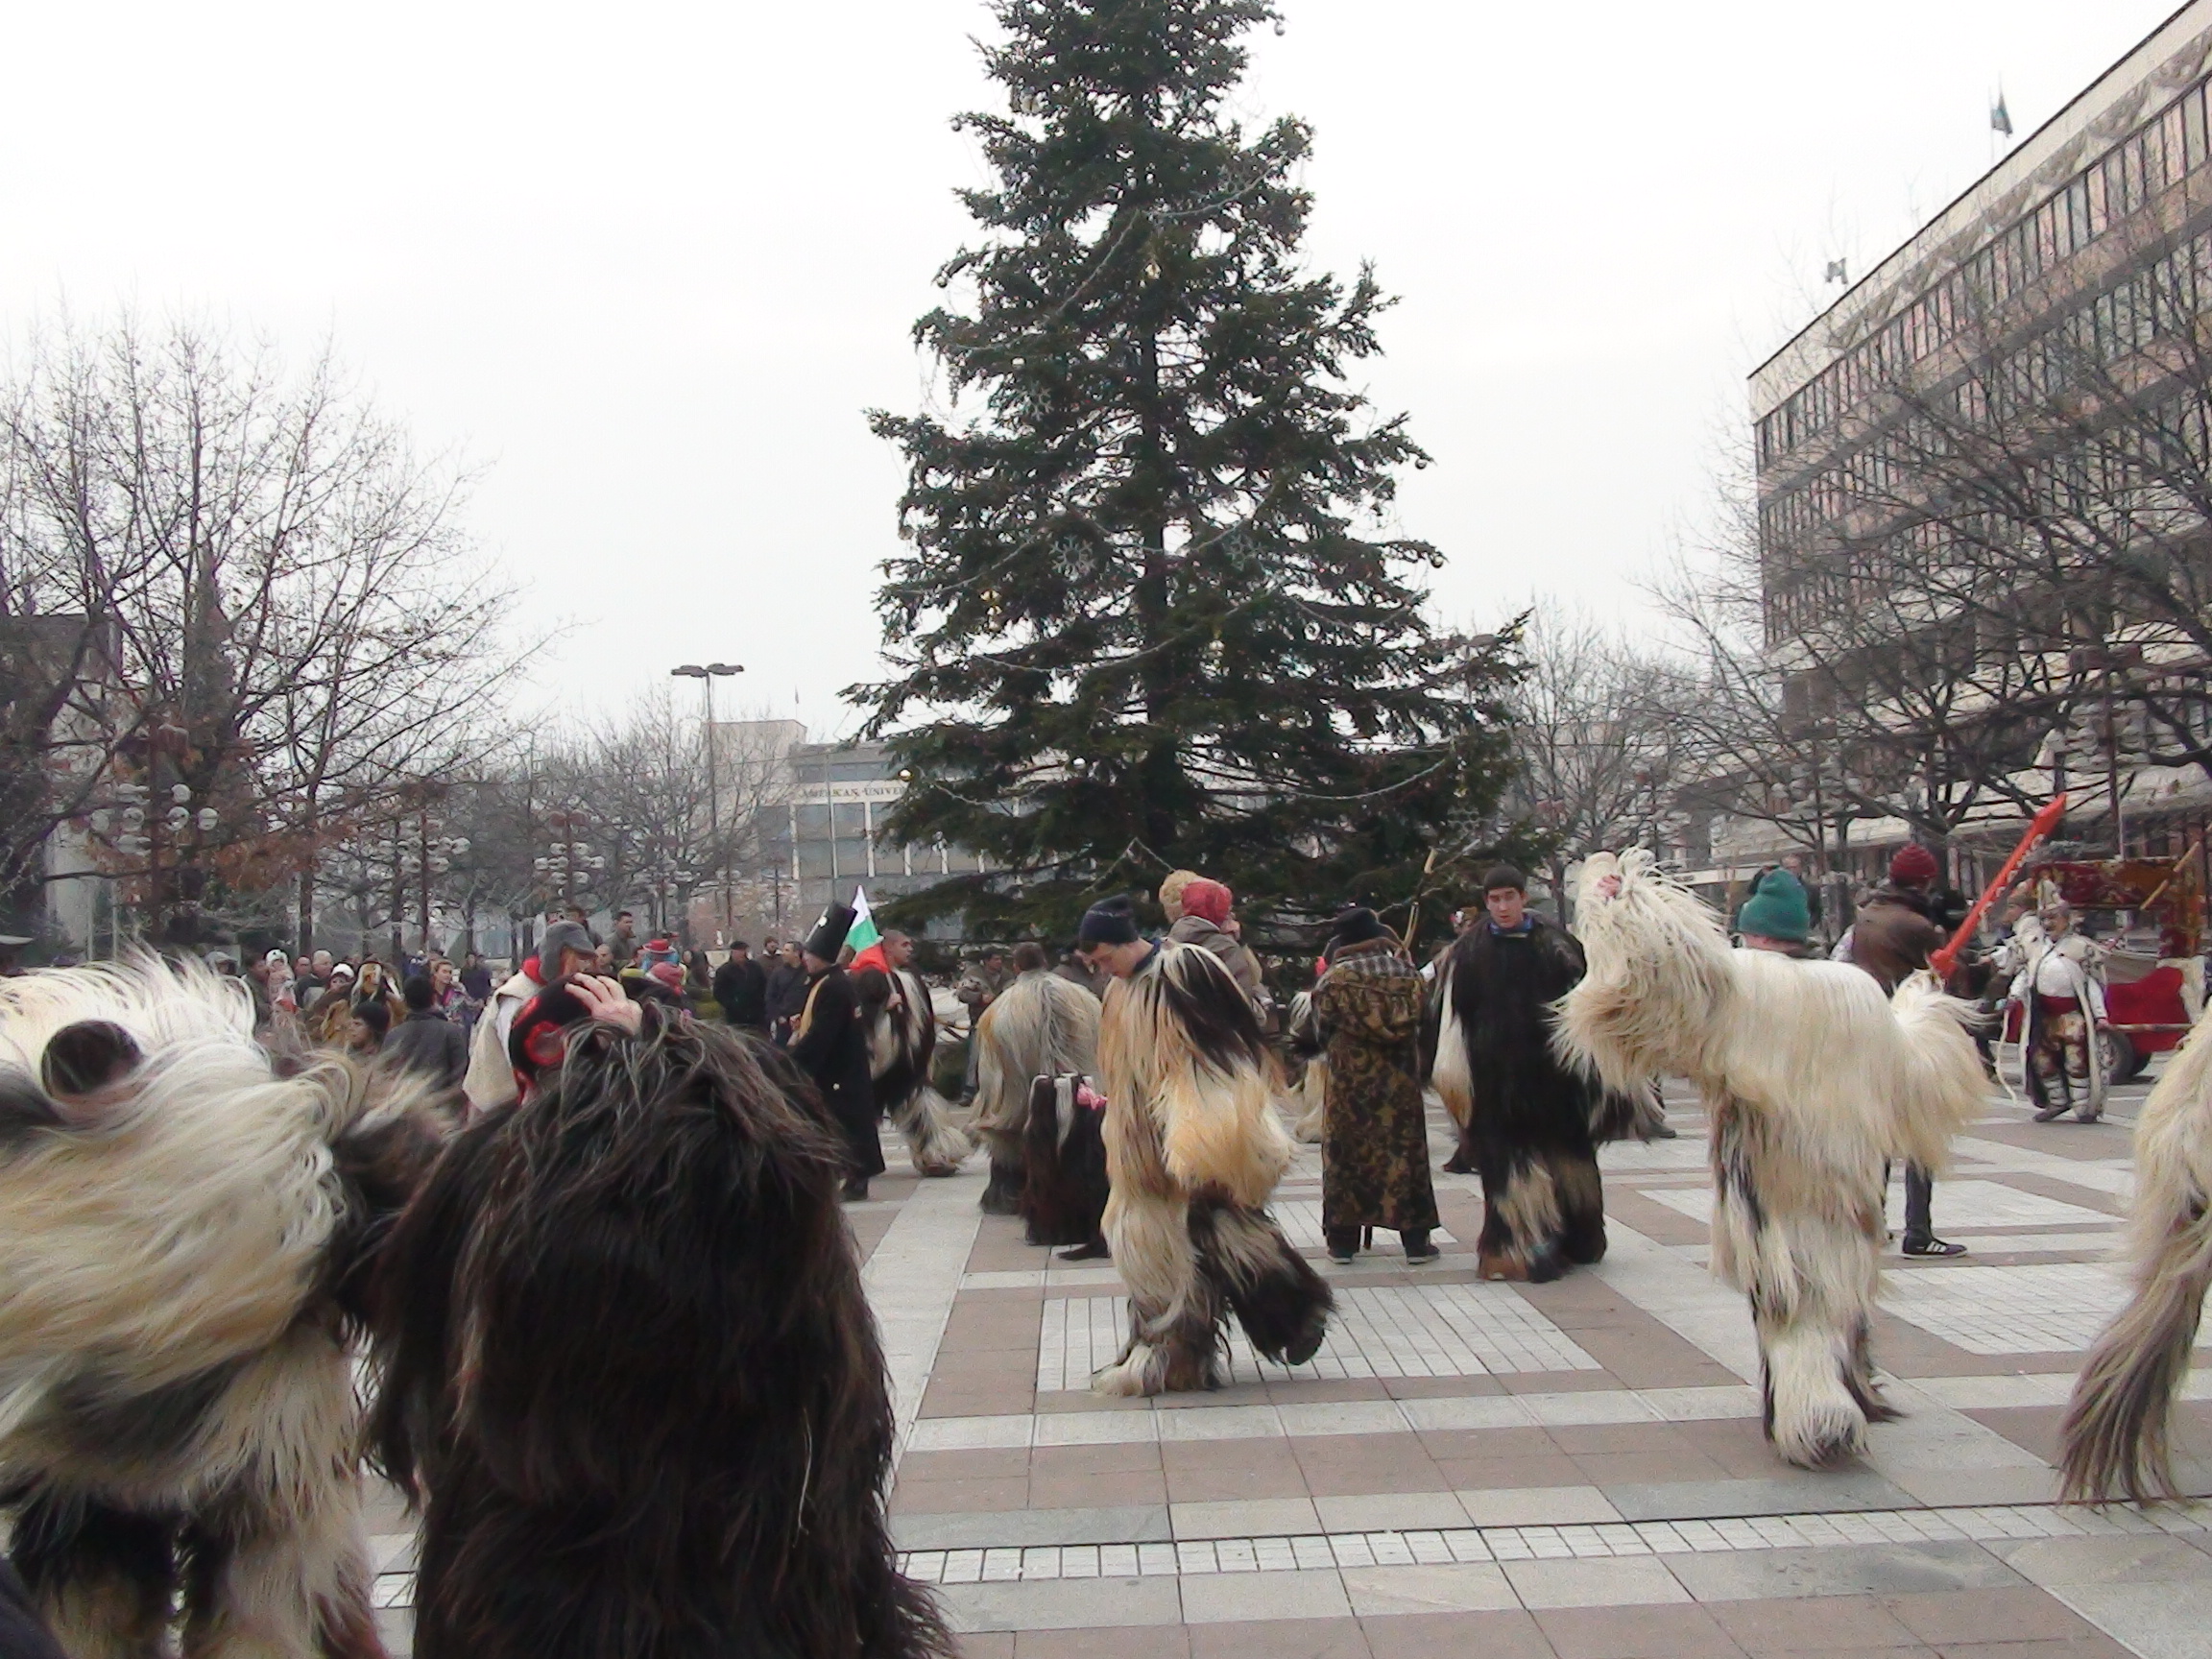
0, 1, 2182, 735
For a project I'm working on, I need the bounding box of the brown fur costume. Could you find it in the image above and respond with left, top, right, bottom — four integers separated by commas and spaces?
0, 958, 444, 1659
1094, 944, 1332, 1395
1020, 1074, 1110, 1256
368, 1005, 948, 1659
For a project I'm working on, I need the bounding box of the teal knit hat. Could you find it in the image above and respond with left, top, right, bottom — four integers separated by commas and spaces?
1736, 868, 1811, 943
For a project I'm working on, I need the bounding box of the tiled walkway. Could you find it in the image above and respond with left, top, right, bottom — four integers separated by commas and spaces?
371, 1063, 2212, 1657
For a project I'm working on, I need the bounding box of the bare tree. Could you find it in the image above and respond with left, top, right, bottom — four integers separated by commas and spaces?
0, 315, 517, 948
1503, 606, 1686, 902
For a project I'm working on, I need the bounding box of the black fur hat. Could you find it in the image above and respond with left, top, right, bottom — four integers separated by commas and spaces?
803, 903, 856, 963
1329, 906, 1390, 950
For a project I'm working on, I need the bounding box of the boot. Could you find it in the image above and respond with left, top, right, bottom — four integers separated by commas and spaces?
1403, 1229, 1440, 1265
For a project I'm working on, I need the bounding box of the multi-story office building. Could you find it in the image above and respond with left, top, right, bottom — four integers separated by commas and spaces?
1740, 0, 2212, 889
693, 723, 987, 945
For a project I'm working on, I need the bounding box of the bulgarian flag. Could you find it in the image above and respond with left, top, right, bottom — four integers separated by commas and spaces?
847, 885, 882, 955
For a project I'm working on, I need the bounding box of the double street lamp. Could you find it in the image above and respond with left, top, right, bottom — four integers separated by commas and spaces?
671, 661, 743, 945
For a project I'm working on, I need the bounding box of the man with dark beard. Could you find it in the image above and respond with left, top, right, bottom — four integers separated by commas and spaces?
1431, 865, 1606, 1282
788, 903, 885, 1199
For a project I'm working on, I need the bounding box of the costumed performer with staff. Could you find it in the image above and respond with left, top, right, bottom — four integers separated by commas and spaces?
1081, 895, 1332, 1395
1314, 906, 1440, 1265
789, 902, 887, 1199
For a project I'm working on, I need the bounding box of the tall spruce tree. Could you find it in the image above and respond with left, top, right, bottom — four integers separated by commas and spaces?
860, 0, 1522, 936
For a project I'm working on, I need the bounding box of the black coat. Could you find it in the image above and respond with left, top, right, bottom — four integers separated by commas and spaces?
764, 963, 810, 1040
384, 1010, 470, 1093
713, 956, 769, 1026
787, 967, 885, 1180
1443, 918, 1599, 1160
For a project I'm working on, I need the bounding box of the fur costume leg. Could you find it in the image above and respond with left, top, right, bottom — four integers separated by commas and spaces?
896, 1084, 972, 1178
1711, 1096, 1894, 1466
1431, 966, 1475, 1171
1094, 1185, 1221, 1396
1290, 1055, 1329, 1143
2061, 1012, 2212, 1502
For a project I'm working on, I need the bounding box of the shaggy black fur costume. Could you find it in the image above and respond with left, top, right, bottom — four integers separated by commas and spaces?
1433, 918, 1607, 1282
369, 1011, 949, 1659
1019, 1073, 1109, 1258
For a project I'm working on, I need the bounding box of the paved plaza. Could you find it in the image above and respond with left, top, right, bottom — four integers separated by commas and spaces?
368, 1066, 2212, 1657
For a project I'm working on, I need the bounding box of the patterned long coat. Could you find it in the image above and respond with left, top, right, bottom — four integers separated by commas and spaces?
1314, 938, 1440, 1236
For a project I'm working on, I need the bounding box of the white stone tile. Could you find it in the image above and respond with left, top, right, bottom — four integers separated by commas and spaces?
1503, 1556, 1690, 1608
1313, 1492, 1470, 1532
1039, 1284, 1599, 1389
904, 1414, 1034, 1452
1180, 1567, 1350, 1623
1881, 1261, 2209, 1356
1457, 1486, 1623, 1527
1170, 1498, 1321, 1540
2046, 1580, 2212, 1659
1341, 1562, 1518, 1616
1031, 1410, 1158, 1447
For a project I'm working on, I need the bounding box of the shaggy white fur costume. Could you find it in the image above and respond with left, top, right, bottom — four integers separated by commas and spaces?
2060, 1007, 2212, 1502
1557, 852, 1986, 1468
0, 959, 440, 1659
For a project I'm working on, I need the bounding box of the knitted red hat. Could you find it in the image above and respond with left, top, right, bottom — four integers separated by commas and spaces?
1889, 844, 1940, 885
1180, 878, 1232, 926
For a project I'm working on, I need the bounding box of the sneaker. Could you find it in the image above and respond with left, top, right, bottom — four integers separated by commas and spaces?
2032, 1100, 2070, 1122
1327, 1248, 1357, 1265
1902, 1237, 1966, 1257
1649, 1123, 1680, 1140
1405, 1243, 1441, 1265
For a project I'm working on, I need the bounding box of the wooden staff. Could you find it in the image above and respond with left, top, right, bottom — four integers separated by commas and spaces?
2136, 833, 2205, 915
1930, 794, 2069, 980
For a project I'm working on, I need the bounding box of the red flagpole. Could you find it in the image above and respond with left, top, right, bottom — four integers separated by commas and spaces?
1929, 793, 2068, 979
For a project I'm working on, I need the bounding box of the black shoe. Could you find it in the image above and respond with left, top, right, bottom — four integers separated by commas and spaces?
2032, 1100, 2070, 1122
841, 1177, 870, 1201
1403, 1230, 1440, 1265
1058, 1240, 1110, 1262
1649, 1123, 1680, 1139
1902, 1236, 1966, 1257
1441, 1154, 1473, 1174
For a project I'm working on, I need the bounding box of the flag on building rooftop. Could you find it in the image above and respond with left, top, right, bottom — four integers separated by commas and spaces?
1991, 94, 2013, 137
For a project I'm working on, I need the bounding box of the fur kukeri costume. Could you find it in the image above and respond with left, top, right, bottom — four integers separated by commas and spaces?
855, 965, 972, 1177
1557, 851, 1986, 1468
1019, 1074, 1111, 1257
1285, 990, 1328, 1144
0, 959, 444, 1659
1094, 944, 1332, 1395
368, 1001, 949, 1659
2059, 1010, 2212, 1503
970, 972, 1100, 1215
1431, 910, 1608, 1281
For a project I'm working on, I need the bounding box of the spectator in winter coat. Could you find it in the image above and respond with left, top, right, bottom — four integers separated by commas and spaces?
1165, 878, 1266, 1012
765, 939, 811, 1045
714, 941, 770, 1030
1834, 844, 1966, 1258
384, 974, 470, 1094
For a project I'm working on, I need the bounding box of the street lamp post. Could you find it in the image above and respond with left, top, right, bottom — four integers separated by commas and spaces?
671, 661, 743, 945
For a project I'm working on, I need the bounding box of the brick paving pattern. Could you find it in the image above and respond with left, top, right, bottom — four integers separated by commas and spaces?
371, 1062, 2212, 1657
